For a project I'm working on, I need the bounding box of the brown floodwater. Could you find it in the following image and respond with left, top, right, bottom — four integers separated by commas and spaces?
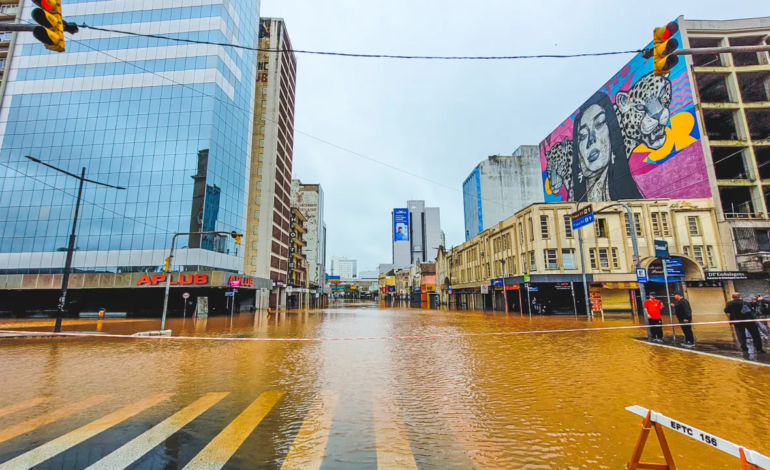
0, 301, 768, 469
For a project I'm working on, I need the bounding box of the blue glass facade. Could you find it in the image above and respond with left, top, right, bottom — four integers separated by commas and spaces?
0, 0, 259, 273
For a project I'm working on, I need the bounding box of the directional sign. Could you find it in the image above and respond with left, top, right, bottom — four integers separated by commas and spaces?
571, 205, 595, 230
224, 292, 234, 297
636, 268, 648, 283
654, 239, 670, 259
448, 287, 453, 294
528, 287, 538, 292
182, 292, 190, 299
626, 405, 770, 468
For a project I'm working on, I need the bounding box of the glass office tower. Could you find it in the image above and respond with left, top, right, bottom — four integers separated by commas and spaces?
0, 0, 259, 274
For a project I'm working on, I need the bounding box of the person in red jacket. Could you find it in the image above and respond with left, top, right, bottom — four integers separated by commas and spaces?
644, 293, 664, 343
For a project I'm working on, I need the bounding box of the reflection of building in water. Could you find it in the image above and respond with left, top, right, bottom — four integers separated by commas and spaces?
189, 149, 222, 253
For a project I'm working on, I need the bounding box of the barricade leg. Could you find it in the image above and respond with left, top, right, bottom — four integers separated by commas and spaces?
627, 411, 676, 470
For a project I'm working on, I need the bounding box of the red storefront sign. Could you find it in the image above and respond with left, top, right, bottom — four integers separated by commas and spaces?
137, 274, 209, 286
229, 275, 253, 287
505, 284, 519, 290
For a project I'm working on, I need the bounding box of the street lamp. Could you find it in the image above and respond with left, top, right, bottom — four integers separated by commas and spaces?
25, 156, 125, 333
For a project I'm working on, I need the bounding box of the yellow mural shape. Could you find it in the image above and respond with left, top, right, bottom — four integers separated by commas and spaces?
635, 112, 698, 162
545, 177, 552, 195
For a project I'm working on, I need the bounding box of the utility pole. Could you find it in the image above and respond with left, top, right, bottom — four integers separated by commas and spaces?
25, 157, 125, 333
578, 228, 591, 320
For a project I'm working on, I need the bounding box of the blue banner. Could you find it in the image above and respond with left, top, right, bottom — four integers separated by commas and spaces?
393, 208, 409, 241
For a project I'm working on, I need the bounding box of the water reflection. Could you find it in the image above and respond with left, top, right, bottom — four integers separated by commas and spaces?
0, 303, 768, 468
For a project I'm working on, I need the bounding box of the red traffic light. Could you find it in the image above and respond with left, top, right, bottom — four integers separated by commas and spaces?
653, 22, 679, 43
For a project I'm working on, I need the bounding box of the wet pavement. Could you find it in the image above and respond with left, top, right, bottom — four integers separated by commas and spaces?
1, 301, 769, 469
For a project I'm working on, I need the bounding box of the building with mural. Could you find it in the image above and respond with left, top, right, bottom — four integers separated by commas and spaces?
540, 15, 770, 293
462, 145, 543, 241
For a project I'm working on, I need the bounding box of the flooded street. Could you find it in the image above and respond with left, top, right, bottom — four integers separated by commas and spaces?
1, 302, 769, 469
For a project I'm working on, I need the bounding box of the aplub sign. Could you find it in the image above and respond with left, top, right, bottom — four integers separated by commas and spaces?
137, 273, 209, 286
228, 275, 253, 287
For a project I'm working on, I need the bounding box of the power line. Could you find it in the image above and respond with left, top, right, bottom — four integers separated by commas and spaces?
77, 24, 642, 60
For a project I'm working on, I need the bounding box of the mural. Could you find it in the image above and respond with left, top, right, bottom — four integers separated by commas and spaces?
541, 19, 710, 203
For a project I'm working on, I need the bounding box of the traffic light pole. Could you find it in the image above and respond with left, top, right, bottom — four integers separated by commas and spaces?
161, 230, 243, 330
0, 25, 36, 32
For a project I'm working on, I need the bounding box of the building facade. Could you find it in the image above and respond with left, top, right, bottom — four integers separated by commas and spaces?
245, 18, 297, 309
330, 256, 356, 279
0, 0, 267, 315
447, 199, 729, 318
0, 1, 21, 94
287, 206, 307, 308
538, 15, 770, 294
462, 146, 543, 241
391, 200, 443, 268
290, 179, 325, 288
0, 0, 259, 272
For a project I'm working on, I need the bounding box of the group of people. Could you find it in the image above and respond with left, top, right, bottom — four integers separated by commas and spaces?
643, 291, 768, 354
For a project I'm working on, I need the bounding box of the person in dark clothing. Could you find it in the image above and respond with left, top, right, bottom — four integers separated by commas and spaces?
724, 292, 767, 354
670, 291, 695, 347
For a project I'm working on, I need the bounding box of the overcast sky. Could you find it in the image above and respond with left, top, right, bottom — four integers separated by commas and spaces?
259, 0, 765, 275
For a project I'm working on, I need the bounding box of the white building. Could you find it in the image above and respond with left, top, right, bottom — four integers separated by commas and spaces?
463, 145, 543, 241
392, 200, 443, 267
291, 180, 326, 287
331, 256, 357, 279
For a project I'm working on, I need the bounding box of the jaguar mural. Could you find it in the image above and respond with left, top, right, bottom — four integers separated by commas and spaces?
540, 19, 710, 203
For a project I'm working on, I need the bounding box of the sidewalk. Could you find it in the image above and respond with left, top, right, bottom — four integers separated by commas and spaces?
634, 335, 770, 366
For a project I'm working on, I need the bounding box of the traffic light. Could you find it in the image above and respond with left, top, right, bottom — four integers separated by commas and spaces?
652, 22, 679, 76
163, 257, 171, 273
32, 0, 65, 52
231, 231, 242, 245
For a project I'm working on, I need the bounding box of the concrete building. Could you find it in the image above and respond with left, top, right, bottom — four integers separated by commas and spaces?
391, 200, 443, 267
0, 2, 21, 94
447, 199, 729, 317
358, 270, 379, 280
290, 180, 326, 289
463, 146, 544, 241
287, 207, 308, 309
0, 0, 270, 315
331, 256, 357, 279
245, 18, 297, 309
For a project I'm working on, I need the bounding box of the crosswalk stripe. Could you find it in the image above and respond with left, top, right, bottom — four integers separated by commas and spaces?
184, 391, 284, 470
0, 397, 49, 419
373, 398, 418, 470
280, 391, 339, 470
0, 395, 109, 445
0, 394, 171, 470
86, 392, 229, 470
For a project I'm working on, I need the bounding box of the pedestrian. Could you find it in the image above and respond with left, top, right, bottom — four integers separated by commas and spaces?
643, 293, 664, 343
670, 291, 695, 348
724, 292, 767, 354
757, 295, 770, 338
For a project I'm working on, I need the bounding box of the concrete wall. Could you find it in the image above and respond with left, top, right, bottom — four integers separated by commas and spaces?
463, 146, 543, 240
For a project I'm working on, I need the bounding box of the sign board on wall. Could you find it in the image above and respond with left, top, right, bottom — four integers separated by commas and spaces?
480, 285, 489, 294
705, 271, 748, 281
393, 208, 410, 241
540, 18, 709, 204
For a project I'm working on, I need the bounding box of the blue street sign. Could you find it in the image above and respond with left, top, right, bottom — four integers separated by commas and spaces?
448, 287, 453, 294
571, 206, 595, 230
636, 268, 648, 283
491, 278, 504, 287
654, 240, 670, 259
225, 292, 234, 297
528, 287, 539, 292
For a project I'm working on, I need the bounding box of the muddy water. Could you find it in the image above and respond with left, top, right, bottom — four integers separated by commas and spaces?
1, 302, 768, 469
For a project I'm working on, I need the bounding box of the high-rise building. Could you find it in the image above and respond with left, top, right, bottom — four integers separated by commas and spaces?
392, 200, 442, 267
462, 146, 543, 241
330, 256, 357, 279
0, 2, 21, 91
245, 18, 297, 309
290, 180, 326, 288
0, 0, 260, 274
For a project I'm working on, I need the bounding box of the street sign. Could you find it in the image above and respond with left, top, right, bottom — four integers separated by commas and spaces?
261, 288, 268, 293
232, 288, 238, 293
182, 292, 190, 299
528, 286, 538, 292
636, 268, 648, 283
571, 205, 595, 230
224, 292, 234, 297
480, 285, 489, 294
523, 273, 530, 282
654, 239, 670, 259
448, 287, 453, 294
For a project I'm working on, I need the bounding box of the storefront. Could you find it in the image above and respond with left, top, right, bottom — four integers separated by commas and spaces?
0, 271, 271, 317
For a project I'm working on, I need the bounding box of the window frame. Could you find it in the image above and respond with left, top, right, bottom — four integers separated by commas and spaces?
589, 248, 597, 269
562, 248, 576, 269
540, 215, 549, 239
688, 216, 700, 236
529, 251, 536, 271
564, 215, 573, 238
611, 247, 620, 269
595, 218, 607, 238
598, 248, 610, 269
544, 249, 558, 270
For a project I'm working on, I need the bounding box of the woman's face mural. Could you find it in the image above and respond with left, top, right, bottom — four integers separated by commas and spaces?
577, 104, 611, 177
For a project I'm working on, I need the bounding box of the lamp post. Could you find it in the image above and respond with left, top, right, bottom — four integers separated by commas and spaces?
25, 156, 125, 333
500, 259, 508, 315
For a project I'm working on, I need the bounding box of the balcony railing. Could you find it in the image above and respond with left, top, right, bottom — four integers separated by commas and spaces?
725, 212, 764, 220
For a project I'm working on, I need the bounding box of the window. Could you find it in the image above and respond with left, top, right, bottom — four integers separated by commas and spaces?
652, 212, 671, 236
651, 212, 661, 236
540, 215, 549, 238
633, 213, 643, 237
624, 214, 632, 237
544, 249, 558, 270
598, 248, 609, 269
528, 218, 534, 241
510, 256, 517, 274
519, 223, 524, 245
564, 215, 573, 238
661, 212, 671, 236
529, 251, 536, 271
595, 218, 607, 238
611, 248, 620, 269
693, 245, 705, 267
683, 246, 691, 257
688, 216, 700, 236
562, 249, 576, 269
706, 245, 717, 268
521, 255, 527, 273
589, 249, 597, 269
